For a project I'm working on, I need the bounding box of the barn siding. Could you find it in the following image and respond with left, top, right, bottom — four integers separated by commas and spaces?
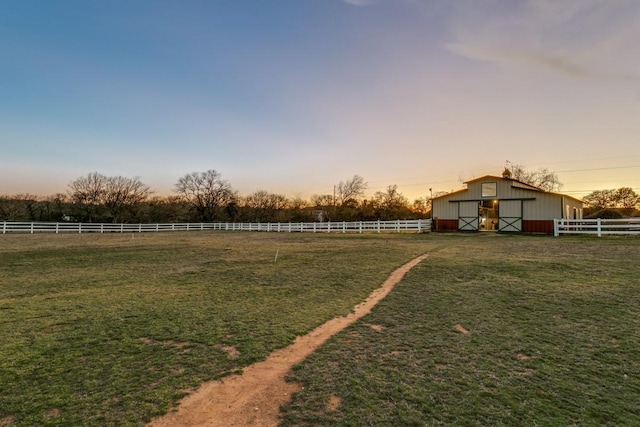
431, 175, 582, 233
522, 220, 554, 234
434, 219, 458, 231
431, 189, 463, 220
522, 192, 561, 220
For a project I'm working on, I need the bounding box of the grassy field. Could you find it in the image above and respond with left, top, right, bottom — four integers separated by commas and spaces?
0, 232, 427, 426
280, 235, 640, 426
1, 232, 639, 426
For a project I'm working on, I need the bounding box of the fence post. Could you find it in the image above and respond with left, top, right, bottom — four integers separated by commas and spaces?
30, 222, 34, 234
553, 219, 558, 237
2, 221, 5, 234
56, 223, 59, 234
597, 218, 602, 237
359, 221, 362, 234
377, 220, 380, 233
79, 223, 82, 234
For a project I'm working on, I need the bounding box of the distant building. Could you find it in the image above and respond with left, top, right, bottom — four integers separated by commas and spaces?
431, 171, 583, 234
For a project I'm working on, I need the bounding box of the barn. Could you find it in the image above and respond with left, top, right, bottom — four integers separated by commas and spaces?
431, 170, 583, 234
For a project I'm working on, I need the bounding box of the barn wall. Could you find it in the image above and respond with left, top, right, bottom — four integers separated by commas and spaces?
522, 220, 554, 234
562, 197, 583, 219
522, 192, 561, 220
431, 177, 583, 232
433, 219, 458, 231
432, 192, 463, 220
433, 177, 582, 224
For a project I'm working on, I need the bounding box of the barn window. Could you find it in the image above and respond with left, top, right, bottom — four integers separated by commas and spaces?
482, 182, 497, 197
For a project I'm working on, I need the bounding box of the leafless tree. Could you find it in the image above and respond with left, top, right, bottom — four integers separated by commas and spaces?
243, 190, 289, 222
103, 176, 152, 223
310, 194, 334, 208
0, 195, 27, 220
68, 173, 152, 222
174, 170, 236, 221
336, 175, 367, 206
68, 172, 108, 222
508, 164, 562, 192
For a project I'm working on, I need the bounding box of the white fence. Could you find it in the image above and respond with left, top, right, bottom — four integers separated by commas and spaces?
1, 219, 431, 235
554, 218, 640, 237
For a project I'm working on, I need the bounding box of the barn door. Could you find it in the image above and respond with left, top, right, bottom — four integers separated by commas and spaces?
458, 201, 479, 231
499, 200, 522, 232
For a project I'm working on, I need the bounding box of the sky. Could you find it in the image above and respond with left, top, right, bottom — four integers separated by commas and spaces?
1, 0, 639, 201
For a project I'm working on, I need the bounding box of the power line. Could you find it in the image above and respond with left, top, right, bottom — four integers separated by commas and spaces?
557, 165, 640, 173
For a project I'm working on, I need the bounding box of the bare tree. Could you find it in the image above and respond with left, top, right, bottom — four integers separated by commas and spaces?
68, 172, 108, 222
310, 194, 334, 208
68, 173, 152, 222
174, 170, 236, 221
103, 176, 152, 223
243, 190, 289, 222
507, 164, 562, 192
287, 195, 312, 221
0, 195, 26, 220
336, 175, 367, 206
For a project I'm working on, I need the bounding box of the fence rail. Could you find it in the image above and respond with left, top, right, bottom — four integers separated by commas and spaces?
554, 218, 640, 237
1, 219, 432, 235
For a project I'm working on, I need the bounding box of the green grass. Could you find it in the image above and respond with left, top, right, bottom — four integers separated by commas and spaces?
280, 235, 640, 426
0, 232, 427, 426
2, 233, 639, 426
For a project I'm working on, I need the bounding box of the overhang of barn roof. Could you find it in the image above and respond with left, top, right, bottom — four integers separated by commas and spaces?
430, 187, 468, 201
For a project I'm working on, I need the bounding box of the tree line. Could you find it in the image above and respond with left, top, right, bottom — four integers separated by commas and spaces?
580, 187, 639, 210
0, 171, 429, 223
2, 168, 637, 223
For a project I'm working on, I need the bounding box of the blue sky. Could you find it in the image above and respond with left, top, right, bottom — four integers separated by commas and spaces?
1, 0, 639, 200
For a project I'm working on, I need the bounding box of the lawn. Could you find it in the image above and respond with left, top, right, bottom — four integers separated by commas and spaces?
280, 235, 640, 426
1, 232, 639, 426
0, 232, 426, 426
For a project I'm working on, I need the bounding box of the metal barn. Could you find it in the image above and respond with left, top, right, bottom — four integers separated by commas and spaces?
431, 172, 583, 234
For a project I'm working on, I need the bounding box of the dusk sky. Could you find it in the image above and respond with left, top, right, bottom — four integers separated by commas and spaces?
1, 0, 639, 201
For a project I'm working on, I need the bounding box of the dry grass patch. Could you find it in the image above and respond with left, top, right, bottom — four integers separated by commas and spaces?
326, 395, 342, 412
367, 324, 385, 332
454, 323, 470, 335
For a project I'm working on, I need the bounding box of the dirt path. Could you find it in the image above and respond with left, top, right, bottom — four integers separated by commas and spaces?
147, 254, 428, 427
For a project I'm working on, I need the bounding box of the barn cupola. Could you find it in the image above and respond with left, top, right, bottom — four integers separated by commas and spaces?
502, 168, 512, 179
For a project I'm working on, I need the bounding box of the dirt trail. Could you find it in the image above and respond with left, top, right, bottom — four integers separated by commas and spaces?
148, 254, 428, 427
